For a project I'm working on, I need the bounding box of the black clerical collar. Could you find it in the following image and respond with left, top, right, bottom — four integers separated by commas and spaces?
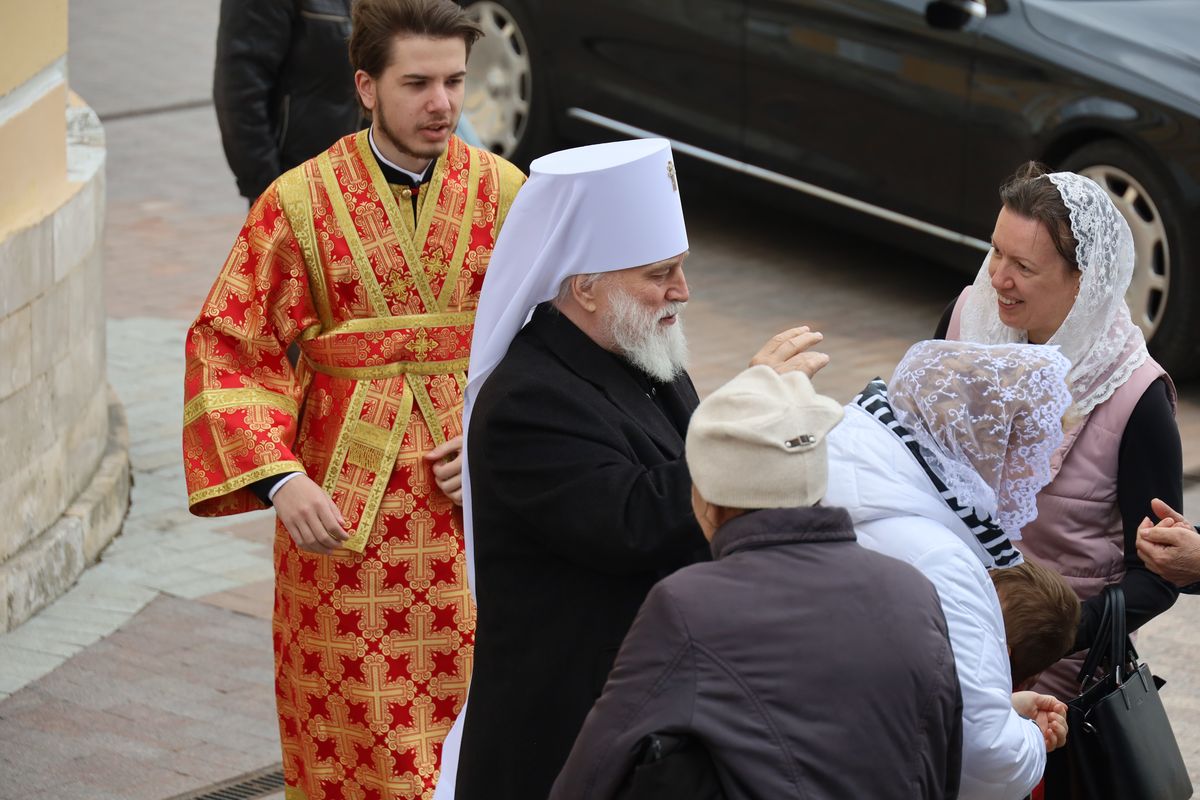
368, 128, 437, 187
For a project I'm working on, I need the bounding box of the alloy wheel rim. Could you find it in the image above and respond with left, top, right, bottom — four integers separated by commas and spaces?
1077, 164, 1170, 340
463, 2, 531, 158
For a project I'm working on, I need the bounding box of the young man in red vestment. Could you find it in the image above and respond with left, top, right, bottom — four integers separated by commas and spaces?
182, 1, 525, 797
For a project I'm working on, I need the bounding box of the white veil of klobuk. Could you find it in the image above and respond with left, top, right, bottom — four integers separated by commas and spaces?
889, 339, 1072, 540
433, 138, 688, 798
959, 171, 1148, 421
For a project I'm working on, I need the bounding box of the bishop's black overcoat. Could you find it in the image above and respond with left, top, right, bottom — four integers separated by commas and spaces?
455, 304, 708, 800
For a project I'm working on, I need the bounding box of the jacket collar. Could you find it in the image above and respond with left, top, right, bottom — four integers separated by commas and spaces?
526, 303, 687, 454
711, 506, 856, 560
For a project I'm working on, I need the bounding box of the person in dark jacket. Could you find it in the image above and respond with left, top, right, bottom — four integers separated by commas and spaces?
552, 365, 964, 800
444, 140, 830, 800
213, 0, 362, 201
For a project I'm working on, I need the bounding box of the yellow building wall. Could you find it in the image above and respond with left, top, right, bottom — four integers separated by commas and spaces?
0, 1, 68, 96
0, 1, 69, 238
0, 85, 69, 237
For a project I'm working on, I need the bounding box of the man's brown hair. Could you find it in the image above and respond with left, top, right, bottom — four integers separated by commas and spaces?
998, 161, 1080, 271
349, 0, 483, 78
990, 558, 1081, 689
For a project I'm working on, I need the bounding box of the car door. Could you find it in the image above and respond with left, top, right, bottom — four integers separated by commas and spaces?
743, 0, 980, 235
550, 0, 746, 158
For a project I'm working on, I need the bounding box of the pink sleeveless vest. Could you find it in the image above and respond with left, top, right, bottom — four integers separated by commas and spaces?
948, 288, 1176, 699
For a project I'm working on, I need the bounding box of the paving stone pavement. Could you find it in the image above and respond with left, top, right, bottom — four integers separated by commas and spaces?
0, 0, 1198, 797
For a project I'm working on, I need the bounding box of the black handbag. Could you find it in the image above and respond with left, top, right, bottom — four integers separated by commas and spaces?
1064, 585, 1192, 800
613, 732, 726, 800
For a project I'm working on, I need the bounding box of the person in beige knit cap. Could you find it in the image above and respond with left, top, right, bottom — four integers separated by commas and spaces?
551, 365, 964, 800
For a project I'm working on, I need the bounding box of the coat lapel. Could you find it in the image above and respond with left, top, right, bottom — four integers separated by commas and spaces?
528, 306, 688, 456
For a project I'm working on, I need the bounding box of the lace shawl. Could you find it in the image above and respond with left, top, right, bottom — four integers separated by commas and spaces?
853, 378, 1023, 568
889, 340, 1072, 539
959, 171, 1148, 420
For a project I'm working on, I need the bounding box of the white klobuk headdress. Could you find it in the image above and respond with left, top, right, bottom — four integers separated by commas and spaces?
889, 339, 1072, 538
959, 171, 1148, 420
434, 139, 688, 798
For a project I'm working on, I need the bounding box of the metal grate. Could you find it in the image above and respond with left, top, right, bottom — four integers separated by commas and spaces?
164, 764, 286, 800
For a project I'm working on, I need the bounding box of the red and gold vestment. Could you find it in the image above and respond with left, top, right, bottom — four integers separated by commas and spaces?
183, 132, 524, 800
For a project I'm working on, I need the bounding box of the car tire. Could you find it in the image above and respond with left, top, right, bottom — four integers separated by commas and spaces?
1059, 141, 1197, 380
462, 0, 558, 169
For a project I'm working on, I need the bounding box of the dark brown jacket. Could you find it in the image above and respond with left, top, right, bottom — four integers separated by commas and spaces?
552, 506, 964, 800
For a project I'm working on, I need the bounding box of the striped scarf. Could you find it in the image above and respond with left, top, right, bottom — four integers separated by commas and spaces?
852, 378, 1023, 569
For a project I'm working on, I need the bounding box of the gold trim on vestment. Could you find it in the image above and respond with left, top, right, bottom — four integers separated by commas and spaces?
304, 357, 470, 381
415, 150, 449, 260
183, 388, 299, 427
438, 147, 481, 310
187, 460, 306, 507
297, 323, 323, 341
321, 379, 372, 499
317, 151, 391, 317
345, 419, 395, 470
408, 377, 447, 448
495, 153, 525, 229
284, 787, 310, 800
316, 378, 417, 554
276, 168, 334, 329
354, 132, 441, 314
318, 311, 475, 335
346, 382, 414, 553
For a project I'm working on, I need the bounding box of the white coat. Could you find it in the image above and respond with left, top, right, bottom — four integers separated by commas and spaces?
824, 403, 1045, 800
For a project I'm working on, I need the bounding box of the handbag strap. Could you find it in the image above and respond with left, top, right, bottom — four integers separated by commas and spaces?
1077, 586, 1114, 686
1076, 585, 1137, 689
1107, 585, 1127, 682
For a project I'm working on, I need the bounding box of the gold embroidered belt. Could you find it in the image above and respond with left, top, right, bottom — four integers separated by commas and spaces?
299, 312, 473, 552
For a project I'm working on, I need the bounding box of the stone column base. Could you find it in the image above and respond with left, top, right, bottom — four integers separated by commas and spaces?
0, 387, 130, 632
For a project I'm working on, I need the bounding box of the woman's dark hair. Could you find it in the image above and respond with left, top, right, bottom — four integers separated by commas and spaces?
350, 0, 483, 79
998, 161, 1080, 271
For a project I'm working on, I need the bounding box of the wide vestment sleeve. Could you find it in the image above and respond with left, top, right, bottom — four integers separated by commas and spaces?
550, 582, 696, 799
470, 372, 702, 575
183, 182, 320, 516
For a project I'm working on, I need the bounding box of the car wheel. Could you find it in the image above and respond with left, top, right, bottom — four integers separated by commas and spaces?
1060, 141, 1197, 380
463, 0, 557, 169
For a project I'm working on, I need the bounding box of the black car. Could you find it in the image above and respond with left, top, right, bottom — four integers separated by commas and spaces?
462, 0, 1200, 377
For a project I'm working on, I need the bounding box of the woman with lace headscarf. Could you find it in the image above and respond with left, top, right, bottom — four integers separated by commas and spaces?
935, 163, 1183, 707
932, 164, 1185, 799
824, 340, 1073, 800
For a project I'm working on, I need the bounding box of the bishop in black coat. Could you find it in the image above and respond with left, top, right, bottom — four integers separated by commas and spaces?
454, 302, 709, 799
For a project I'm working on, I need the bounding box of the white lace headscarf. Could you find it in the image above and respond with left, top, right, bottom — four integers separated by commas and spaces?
959, 171, 1148, 420
889, 340, 1072, 537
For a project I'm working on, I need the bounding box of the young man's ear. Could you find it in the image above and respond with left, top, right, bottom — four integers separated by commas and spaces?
354, 69, 377, 114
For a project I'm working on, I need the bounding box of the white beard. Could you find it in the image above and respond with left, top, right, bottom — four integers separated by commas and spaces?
604, 288, 689, 382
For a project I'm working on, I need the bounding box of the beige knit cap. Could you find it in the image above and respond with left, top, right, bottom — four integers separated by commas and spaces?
686, 365, 844, 510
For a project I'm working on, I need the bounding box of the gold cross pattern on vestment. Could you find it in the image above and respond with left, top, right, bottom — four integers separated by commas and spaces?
406, 328, 439, 362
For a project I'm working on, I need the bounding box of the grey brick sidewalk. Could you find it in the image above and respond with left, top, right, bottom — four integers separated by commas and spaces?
0, 1, 1197, 798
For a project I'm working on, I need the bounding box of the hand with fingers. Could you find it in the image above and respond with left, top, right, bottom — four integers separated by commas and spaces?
426, 435, 465, 506
1012, 691, 1069, 752
750, 325, 831, 378
273, 474, 350, 555
1136, 498, 1200, 586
